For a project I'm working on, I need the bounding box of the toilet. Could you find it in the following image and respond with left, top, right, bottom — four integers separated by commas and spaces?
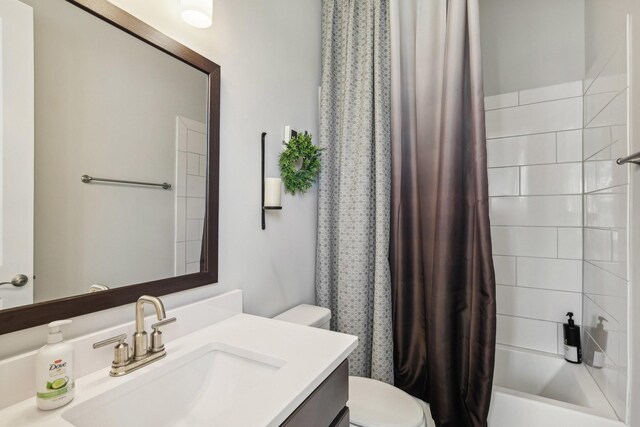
274, 304, 436, 427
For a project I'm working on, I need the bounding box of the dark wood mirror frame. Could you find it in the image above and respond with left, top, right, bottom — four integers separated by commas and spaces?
0, 0, 220, 335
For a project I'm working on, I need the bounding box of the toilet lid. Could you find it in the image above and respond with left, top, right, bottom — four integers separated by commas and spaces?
348, 377, 424, 427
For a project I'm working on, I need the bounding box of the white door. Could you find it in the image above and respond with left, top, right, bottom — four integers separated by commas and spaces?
0, 0, 34, 309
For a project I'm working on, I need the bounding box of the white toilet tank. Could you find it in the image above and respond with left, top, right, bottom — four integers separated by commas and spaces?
273, 304, 331, 330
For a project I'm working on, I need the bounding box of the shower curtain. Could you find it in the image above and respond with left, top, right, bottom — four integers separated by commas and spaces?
316, 0, 394, 383
390, 0, 496, 426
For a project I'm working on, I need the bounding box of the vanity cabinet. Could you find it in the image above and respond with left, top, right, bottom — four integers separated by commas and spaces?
281, 359, 349, 427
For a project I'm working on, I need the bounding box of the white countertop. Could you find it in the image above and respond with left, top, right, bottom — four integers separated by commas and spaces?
0, 313, 357, 427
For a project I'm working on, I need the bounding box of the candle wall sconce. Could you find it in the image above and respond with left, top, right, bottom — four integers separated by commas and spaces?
262, 132, 282, 230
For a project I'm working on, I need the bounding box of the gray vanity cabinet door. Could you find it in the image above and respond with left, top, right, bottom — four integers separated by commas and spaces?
281, 360, 349, 427
330, 408, 350, 427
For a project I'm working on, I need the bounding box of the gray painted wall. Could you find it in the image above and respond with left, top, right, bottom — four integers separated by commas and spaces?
479, 0, 586, 95
585, 0, 629, 77
106, 0, 322, 319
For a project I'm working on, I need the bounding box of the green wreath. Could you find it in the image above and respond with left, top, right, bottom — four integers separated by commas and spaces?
279, 132, 322, 195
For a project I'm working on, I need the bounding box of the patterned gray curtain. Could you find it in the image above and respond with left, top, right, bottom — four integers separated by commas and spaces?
316, 0, 393, 383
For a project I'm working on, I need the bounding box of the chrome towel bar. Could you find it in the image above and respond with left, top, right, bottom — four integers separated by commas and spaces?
81, 175, 172, 190
616, 151, 640, 166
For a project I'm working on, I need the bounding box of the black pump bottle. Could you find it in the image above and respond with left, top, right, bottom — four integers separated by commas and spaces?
563, 312, 582, 364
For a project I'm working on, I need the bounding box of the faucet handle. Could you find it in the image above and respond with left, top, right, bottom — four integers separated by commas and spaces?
150, 317, 176, 353
93, 333, 130, 367
151, 317, 176, 331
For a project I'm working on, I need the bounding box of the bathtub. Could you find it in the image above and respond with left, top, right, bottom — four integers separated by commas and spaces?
488, 345, 624, 427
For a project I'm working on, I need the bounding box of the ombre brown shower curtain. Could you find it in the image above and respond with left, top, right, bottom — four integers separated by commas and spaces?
390, 0, 496, 426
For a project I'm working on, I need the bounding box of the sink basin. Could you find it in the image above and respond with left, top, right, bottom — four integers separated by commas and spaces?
62, 343, 285, 427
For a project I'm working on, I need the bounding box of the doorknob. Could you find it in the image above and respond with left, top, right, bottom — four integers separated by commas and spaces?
0, 274, 29, 288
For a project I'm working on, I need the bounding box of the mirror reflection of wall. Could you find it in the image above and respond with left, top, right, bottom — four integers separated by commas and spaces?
0, 0, 34, 310
0, 0, 208, 310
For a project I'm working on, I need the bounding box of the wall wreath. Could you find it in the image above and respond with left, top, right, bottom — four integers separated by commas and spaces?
279, 132, 323, 195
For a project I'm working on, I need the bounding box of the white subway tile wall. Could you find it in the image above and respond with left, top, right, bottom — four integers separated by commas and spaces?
485, 81, 583, 356
556, 130, 583, 163
490, 195, 582, 227
584, 126, 613, 159
557, 228, 583, 260
486, 31, 630, 419
487, 133, 556, 167
487, 168, 519, 196
516, 258, 582, 292
519, 163, 582, 195
493, 256, 516, 286
484, 92, 518, 111
496, 315, 558, 354
582, 37, 629, 420
491, 226, 557, 258
485, 97, 583, 138
175, 117, 207, 276
496, 285, 582, 323
518, 81, 583, 105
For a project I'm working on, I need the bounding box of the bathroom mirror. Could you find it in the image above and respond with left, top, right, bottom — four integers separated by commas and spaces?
0, 0, 220, 334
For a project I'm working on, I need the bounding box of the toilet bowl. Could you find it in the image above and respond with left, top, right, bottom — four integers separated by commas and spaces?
274, 305, 436, 427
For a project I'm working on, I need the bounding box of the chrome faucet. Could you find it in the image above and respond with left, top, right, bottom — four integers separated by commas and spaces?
93, 295, 176, 376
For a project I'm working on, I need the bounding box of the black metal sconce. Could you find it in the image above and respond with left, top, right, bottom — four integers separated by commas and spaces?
262, 132, 282, 230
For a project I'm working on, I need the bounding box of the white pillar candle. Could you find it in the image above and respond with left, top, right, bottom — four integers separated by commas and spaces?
264, 177, 282, 207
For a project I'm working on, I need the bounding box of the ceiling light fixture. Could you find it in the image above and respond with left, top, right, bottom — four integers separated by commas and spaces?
179, 0, 213, 29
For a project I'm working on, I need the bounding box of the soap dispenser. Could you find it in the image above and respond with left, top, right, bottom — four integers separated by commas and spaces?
36, 320, 75, 410
563, 312, 582, 364
590, 316, 608, 368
